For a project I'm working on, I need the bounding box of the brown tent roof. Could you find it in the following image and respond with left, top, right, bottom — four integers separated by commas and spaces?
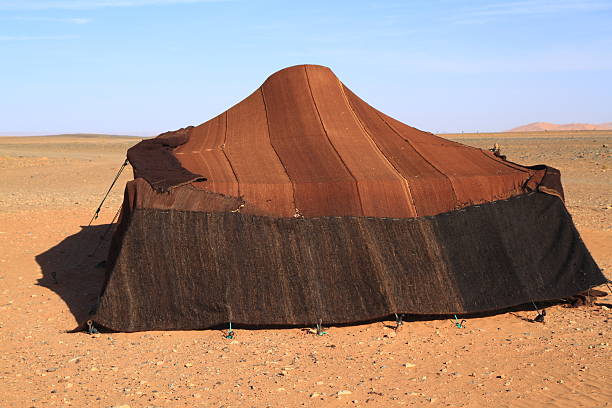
128, 64, 556, 218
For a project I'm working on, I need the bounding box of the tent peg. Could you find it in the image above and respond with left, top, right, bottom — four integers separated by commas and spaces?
530, 301, 546, 323
451, 314, 466, 329
533, 309, 546, 323
224, 322, 235, 339
86, 320, 99, 335
394, 313, 404, 331
316, 319, 328, 336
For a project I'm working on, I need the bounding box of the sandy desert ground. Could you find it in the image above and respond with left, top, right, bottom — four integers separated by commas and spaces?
0, 131, 610, 407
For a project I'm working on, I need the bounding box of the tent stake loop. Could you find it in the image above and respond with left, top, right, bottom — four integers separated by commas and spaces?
451, 314, 466, 329
316, 319, 328, 336
394, 313, 404, 331
224, 322, 235, 339
86, 320, 99, 335
531, 301, 546, 323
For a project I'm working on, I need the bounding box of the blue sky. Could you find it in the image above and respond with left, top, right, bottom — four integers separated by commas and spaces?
1, 0, 611, 135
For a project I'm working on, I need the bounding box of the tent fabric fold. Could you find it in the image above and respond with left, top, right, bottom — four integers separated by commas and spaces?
126, 126, 205, 192
91, 64, 604, 332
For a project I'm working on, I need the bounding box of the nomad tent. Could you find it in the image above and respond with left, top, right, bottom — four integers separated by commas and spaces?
91, 64, 605, 332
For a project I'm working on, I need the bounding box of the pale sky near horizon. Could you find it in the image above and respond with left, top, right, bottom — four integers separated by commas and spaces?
1, 0, 611, 135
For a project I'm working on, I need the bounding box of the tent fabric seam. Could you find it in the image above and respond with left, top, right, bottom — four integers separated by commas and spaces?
338, 80, 418, 216
376, 112, 461, 207
221, 111, 241, 197
303, 65, 365, 215
476, 148, 531, 174
259, 87, 298, 212
134, 190, 537, 221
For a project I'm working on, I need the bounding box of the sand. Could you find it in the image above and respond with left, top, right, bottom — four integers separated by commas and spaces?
0, 132, 610, 407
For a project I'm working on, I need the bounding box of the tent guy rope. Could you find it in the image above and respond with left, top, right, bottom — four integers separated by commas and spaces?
88, 158, 128, 226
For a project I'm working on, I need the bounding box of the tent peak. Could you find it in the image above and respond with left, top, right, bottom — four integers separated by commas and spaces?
264, 64, 336, 84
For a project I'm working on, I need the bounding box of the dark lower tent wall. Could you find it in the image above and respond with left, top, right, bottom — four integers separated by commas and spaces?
90, 192, 605, 332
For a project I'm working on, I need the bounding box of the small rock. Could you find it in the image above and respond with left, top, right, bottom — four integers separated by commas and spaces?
184, 363, 193, 368
310, 392, 321, 398
337, 390, 352, 396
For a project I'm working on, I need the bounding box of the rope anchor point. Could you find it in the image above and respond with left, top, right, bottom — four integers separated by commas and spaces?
316, 319, 328, 336
86, 320, 99, 335
531, 301, 546, 323
224, 322, 235, 339
451, 314, 466, 329
394, 313, 404, 331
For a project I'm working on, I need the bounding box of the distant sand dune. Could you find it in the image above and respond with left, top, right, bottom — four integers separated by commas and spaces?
509, 121, 612, 132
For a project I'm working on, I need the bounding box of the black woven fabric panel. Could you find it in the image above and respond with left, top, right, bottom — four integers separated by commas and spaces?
92, 193, 604, 332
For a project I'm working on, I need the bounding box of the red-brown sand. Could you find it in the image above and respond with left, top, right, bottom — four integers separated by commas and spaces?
0, 133, 610, 407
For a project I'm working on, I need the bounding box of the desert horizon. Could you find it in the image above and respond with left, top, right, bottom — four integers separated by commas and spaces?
2, 126, 612, 139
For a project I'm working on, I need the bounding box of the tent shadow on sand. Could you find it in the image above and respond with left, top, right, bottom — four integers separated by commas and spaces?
35, 224, 112, 331
34, 223, 573, 333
